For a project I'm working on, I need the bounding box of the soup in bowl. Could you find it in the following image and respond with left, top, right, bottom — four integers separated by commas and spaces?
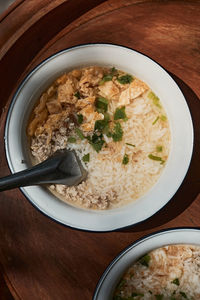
5, 44, 193, 231
93, 228, 200, 299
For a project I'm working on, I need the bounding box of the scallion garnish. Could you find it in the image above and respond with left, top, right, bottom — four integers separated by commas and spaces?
94, 112, 110, 134
82, 153, 90, 162
152, 116, 159, 125
171, 278, 180, 286
75, 128, 85, 140
148, 154, 164, 164
117, 74, 133, 84
112, 122, 123, 142
129, 273, 134, 279
170, 291, 176, 300
74, 91, 81, 99
156, 146, 163, 152
122, 154, 129, 165
106, 131, 113, 138
160, 115, 167, 121
99, 74, 113, 85
67, 136, 76, 143
114, 106, 128, 121
148, 91, 162, 108
155, 295, 164, 300
87, 133, 105, 152
117, 279, 126, 289
131, 292, 144, 297
77, 114, 83, 124
95, 119, 107, 131
110, 67, 117, 75
126, 143, 135, 147
95, 96, 109, 113
180, 291, 187, 299
149, 291, 153, 295
139, 254, 151, 267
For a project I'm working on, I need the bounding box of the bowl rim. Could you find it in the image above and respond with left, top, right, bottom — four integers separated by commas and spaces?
4, 43, 194, 232
93, 227, 200, 299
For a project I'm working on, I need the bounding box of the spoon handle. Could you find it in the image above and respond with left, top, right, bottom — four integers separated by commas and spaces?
0, 157, 61, 192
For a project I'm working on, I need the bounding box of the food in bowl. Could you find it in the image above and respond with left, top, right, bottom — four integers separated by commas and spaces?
5, 44, 193, 230
113, 244, 200, 299
27, 65, 170, 210
94, 229, 200, 297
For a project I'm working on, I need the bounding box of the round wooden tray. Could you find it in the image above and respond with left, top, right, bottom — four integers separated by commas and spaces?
0, 1, 200, 299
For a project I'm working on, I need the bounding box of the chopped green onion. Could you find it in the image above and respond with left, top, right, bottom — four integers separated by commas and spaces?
88, 133, 104, 152
75, 128, 85, 140
117, 279, 126, 289
94, 120, 106, 131
74, 91, 81, 99
180, 291, 187, 299
171, 278, 180, 286
148, 154, 164, 164
106, 131, 113, 138
95, 96, 109, 113
148, 91, 162, 108
94, 117, 109, 134
99, 67, 118, 85
114, 106, 128, 121
117, 74, 133, 84
126, 143, 135, 147
122, 154, 129, 165
152, 116, 159, 125
155, 295, 164, 300
67, 136, 76, 143
156, 146, 163, 152
102, 113, 111, 134
129, 273, 134, 279
131, 292, 144, 297
149, 291, 153, 295
110, 67, 117, 75
82, 153, 90, 162
103, 112, 110, 122
99, 74, 113, 85
160, 115, 167, 121
139, 254, 151, 267
77, 114, 83, 124
172, 291, 176, 295
112, 122, 123, 142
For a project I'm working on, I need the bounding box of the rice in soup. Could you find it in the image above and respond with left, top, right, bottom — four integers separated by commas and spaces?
27, 66, 170, 210
113, 244, 200, 299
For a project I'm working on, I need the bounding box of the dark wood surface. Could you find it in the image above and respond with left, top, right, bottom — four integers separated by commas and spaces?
0, 0, 200, 299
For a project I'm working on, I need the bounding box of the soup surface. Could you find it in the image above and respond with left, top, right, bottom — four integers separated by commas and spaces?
113, 244, 200, 299
28, 66, 170, 209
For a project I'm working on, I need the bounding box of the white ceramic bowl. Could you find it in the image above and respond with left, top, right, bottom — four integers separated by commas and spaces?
93, 228, 200, 299
5, 44, 193, 232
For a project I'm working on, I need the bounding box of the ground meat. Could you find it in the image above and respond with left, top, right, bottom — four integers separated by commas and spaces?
52, 181, 118, 210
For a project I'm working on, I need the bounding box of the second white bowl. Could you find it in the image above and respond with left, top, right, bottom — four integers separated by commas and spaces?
93, 228, 200, 299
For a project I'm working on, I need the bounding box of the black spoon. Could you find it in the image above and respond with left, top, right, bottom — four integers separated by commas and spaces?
0, 150, 87, 192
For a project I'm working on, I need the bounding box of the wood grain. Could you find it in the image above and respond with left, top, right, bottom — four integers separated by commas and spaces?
0, 266, 14, 300
0, 0, 199, 299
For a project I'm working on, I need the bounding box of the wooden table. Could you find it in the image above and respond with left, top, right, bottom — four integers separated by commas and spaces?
0, 0, 200, 299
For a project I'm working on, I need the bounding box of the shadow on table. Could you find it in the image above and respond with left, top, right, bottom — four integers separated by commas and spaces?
0, 263, 14, 300
121, 73, 200, 233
